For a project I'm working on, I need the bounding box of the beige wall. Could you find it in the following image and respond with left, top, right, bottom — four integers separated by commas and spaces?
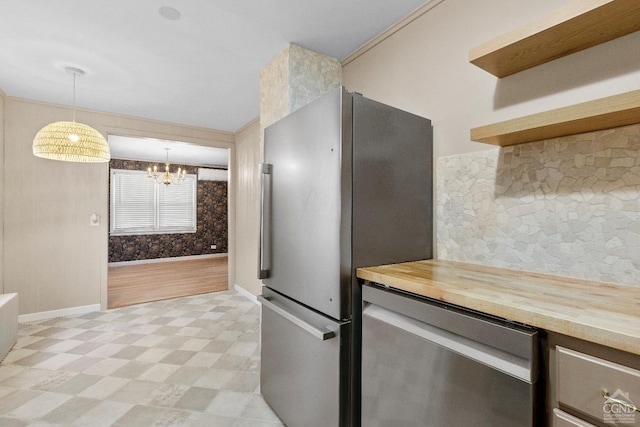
233, 119, 262, 295
0, 89, 5, 294
4, 97, 234, 315
342, 0, 640, 160
342, 0, 640, 279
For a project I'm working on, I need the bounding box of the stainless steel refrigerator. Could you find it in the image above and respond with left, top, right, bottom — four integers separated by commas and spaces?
258, 86, 433, 427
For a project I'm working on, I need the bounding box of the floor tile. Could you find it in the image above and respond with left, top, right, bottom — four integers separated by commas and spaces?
71, 400, 134, 427
176, 326, 202, 337
0, 291, 281, 427
65, 341, 105, 355
100, 408, 155, 427
51, 373, 102, 395
58, 355, 103, 373
0, 418, 29, 427
33, 353, 82, 370
82, 357, 129, 376
2, 348, 38, 364
40, 396, 102, 425
31, 370, 76, 391
135, 363, 181, 383
192, 368, 235, 390
106, 380, 160, 404
240, 395, 281, 423
12, 351, 57, 367
8, 391, 73, 419
226, 342, 259, 357
184, 351, 222, 368
1, 368, 58, 389
214, 354, 248, 370
132, 335, 167, 349
111, 333, 146, 345
179, 338, 210, 352
173, 386, 219, 412
160, 350, 197, 365
233, 419, 275, 427
205, 390, 253, 418
0, 365, 25, 382
110, 360, 154, 379
86, 343, 127, 358
200, 339, 234, 354
153, 408, 202, 426
166, 317, 195, 327
111, 345, 149, 360
12, 335, 45, 350
78, 376, 130, 400
224, 371, 260, 393
141, 383, 189, 407
0, 389, 43, 414
165, 366, 208, 386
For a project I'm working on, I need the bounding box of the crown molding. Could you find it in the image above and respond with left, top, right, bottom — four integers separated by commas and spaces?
235, 116, 260, 135
341, 0, 446, 66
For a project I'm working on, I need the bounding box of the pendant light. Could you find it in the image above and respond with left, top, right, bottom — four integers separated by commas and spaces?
32, 67, 111, 163
147, 148, 186, 185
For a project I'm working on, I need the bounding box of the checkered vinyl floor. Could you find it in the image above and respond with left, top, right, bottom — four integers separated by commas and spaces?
0, 291, 283, 427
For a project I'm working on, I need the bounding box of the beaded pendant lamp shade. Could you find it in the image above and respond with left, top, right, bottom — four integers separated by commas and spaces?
32, 67, 111, 163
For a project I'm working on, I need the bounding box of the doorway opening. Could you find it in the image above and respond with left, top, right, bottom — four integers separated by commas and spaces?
106, 135, 230, 308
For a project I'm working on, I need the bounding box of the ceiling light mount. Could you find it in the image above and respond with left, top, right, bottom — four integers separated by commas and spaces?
159, 6, 181, 21
65, 66, 86, 77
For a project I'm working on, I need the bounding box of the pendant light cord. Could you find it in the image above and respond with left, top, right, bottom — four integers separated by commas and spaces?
72, 71, 77, 122
65, 66, 85, 122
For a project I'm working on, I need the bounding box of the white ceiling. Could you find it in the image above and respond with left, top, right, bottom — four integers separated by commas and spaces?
108, 135, 229, 168
0, 0, 430, 134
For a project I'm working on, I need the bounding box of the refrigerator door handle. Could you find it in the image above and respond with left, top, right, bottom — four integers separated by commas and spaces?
258, 163, 272, 279
258, 295, 336, 341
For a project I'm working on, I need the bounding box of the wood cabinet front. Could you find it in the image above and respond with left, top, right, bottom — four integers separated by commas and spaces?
557, 346, 640, 426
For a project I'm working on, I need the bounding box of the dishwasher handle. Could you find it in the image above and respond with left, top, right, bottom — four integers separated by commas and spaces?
364, 303, 534, 382
259, 295, 336, 341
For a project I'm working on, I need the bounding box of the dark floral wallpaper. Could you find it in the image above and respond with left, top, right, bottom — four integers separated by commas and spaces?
109, 159, 227, 262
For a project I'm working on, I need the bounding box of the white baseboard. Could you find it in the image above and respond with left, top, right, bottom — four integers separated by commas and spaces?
0, 293, 18, 363
18, 304, 101, 324
234, 284, 260, 305
109, 253, 227, 267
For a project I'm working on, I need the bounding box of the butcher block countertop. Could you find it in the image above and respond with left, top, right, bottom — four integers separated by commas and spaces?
356, 259, 640, 356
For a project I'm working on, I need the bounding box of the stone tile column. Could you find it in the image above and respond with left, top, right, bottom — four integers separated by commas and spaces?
259, 43, 342, 146
252, 43, 341, 288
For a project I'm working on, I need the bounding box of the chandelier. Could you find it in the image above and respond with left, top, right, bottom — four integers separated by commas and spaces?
32, 67, 111, 163
147, 148, 186, 185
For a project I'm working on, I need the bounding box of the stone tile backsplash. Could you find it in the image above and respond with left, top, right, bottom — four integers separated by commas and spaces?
437, 123, 640, 286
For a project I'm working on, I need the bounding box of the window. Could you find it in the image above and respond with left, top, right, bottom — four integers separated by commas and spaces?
110, 169, 196, 235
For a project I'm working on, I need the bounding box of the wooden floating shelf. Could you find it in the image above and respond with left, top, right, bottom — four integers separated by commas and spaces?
469, 0, 640, 78
470, 90, 640, 147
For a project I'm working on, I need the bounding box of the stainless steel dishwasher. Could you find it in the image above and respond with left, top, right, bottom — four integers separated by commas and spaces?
361, 282, 541, 427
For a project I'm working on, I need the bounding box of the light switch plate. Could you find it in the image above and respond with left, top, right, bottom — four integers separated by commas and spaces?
90, 213, 100, 226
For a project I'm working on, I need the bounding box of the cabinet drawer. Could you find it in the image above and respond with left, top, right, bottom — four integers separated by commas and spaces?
557, 346, 640, 426
554, 409, 596, 427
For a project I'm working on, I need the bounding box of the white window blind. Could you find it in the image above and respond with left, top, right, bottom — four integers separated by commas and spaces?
110, 169, 196, 235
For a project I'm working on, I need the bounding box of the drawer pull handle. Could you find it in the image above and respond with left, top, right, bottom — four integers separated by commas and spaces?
602, 389, 640, 413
